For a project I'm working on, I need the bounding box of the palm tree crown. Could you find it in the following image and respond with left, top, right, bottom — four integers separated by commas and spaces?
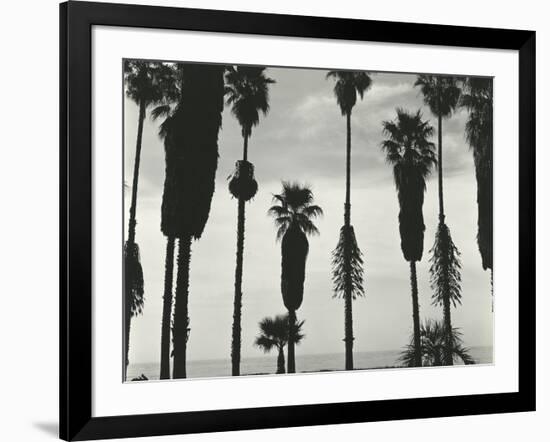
399, 319, 475, 367
268, 182, 323, 240
460, 77, 493, 271
414, 75, 462, 118
124, 60, 179, 108
225, 66, 275, 139
382, 109, 436, 262
255, 314, 305, 351
326, 70, 372, 115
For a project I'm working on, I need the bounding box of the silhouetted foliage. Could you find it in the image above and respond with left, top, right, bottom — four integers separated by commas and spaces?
332, 225, 365, 300
124, 241, 145, 315
160, 63, 225, 239
460, 77, 493, 271
228, 160, 258, 201
382, 108, 436, 367
225, 66, 275, 140
414, 75, 462, 119
269, 183, 322, 312
399, 320, 475, 367
269, 182, 321, 373
131, 374, 149, 381
255, 314, 305, 374
326, 70, 372, 116
160, 63, 225, 379
382, 109, 436, 262
430, 223, 462, 308
225, 66, 275, 376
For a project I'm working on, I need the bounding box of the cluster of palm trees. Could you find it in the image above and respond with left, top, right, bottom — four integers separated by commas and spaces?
123, 60, 492, 379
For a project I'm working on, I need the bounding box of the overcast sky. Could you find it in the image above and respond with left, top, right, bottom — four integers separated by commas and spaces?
124, 65, 493, 366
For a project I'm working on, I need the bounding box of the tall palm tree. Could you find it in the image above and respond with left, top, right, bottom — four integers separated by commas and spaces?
415, 75, 463, 365
326, 70, 371, 370
149, 65, 182, 380
460, 77, 493, 275
255, 314, 305, 374
381, 109, 436, 367
268, 182, 322, 373
123, 60, 177, 379
160, 63, 225, 379
225, 66, 275, 376
399, 319, 475, 367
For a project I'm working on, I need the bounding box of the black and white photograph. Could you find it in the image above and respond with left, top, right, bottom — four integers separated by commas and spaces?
123, 60, 494, 381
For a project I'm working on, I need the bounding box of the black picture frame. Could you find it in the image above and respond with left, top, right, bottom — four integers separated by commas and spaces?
59, 1, 536, 440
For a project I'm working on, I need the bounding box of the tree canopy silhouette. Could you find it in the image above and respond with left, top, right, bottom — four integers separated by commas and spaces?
255, 314, 305, 374
399, 319, 475, 367
460, 77, 493, 272
382, 108, 436, 366
268, 182, 322, 373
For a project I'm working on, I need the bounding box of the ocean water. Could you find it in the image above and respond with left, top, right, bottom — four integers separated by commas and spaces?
127, 346, 493, 381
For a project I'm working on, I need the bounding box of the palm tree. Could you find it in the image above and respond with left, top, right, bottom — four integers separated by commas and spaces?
326, 70, 371, 370
149, 65, 182, 380
460, 77, 493, 275
255, 314, 305, 374
381, 109, 436, 367
123, 60, 177, 379
160, 63, 225, 379
399, 319, 475, 367
268, 182, 322, 373
225, 66, 275, 376
415, 75, 463, 365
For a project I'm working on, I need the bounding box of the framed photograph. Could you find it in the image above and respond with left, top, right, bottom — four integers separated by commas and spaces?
60, 1, 536, 440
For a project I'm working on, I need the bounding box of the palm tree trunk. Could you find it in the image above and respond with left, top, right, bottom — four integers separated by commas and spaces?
345, 112, 352, 226
128, 100, 146, 245
287, 309, 296, 373
124, 294, 131, 380
277, 347, 286, 374
344, 111, 354, 370
173, 236, 192, 379
409, 261, 422, 366
231, 135, 249, 377
124, 100, 146, 380
231, 196, 246, 376
437, 113, 444, 220
160, 236, 175, 380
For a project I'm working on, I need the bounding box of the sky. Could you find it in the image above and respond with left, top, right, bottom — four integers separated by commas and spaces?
124, 64, 493, 368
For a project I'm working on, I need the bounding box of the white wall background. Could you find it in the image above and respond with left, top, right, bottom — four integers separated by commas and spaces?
0, 0, 546, 441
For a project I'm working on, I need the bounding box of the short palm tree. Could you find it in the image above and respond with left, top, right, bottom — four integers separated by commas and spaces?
415, 75, 463, 365
460, 77, 493, 274
381, 108, 436, 367
326, 70, 371, 370
123, 60, 177, 379
161, 63, 225, 379
268, 182, 322, 373
255, 314, 305, 374
225, 66, 275, 376
399, 319, 475, 367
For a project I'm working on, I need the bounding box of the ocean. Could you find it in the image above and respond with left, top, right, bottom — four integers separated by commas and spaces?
127, 346, 493, 381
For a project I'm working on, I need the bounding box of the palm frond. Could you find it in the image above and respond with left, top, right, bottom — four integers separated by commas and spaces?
429, 222, 463, 307
124, 241, 144, 315
331, 225, 365, 300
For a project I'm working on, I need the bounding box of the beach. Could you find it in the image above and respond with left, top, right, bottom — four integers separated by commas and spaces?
127, 346, 493, 381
